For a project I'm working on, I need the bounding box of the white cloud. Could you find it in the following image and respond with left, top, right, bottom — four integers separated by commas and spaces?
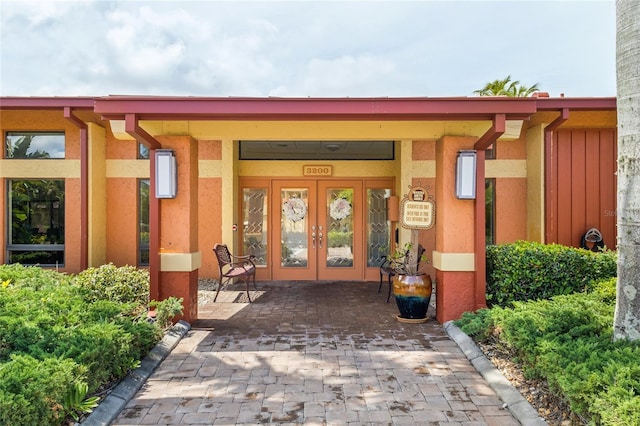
272, 55, 396, 97
0, 0, 616, 97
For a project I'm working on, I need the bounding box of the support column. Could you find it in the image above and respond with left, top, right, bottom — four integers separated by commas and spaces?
434, 136, 477, 323
87, 123, 107, 266
526, 124, 546, 243
158, 136, 200, 322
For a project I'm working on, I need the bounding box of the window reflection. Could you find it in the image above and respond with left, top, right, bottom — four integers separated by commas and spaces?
5, 132, 65, 159
7, 179, 65, 265
139, 179, 150, 266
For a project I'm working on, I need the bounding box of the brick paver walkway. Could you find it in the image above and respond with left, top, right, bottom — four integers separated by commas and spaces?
112, 281, 519, 425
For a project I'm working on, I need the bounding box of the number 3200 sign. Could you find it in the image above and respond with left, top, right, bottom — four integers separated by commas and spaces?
303, 165, 333, 176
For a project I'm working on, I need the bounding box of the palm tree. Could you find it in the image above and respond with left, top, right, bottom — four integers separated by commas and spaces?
614, 0, 640, 341
473, 75, 540, 97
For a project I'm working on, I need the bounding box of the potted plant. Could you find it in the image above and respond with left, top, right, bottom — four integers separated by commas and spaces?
389, 242, 432, 322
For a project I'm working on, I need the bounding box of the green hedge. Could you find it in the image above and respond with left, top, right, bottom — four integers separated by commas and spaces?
456, 278, 640, 425
486, 241, 617, 307
0, 263, 181, 425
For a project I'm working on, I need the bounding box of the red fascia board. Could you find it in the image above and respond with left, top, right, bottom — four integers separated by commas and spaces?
0, 97, 95, 110
536, 97, 616, 111
94, 96, 538, 121
99, 112, 534, 122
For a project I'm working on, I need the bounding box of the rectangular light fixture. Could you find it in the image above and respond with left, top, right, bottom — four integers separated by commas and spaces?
456, 150, 477, 199
155, 149, 177, 199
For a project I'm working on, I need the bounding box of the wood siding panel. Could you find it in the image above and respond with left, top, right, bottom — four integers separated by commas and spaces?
599, 130, 617, 249
585, 131, 601, 231
547, 129, 617, 249
571, 130, 587, 246
556, 131, 573, 245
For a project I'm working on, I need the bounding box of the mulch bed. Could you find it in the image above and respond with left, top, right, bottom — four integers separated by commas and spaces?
477, 340, 587, 425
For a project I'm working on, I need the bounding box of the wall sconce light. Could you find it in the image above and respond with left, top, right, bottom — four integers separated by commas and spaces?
456, 150, 477, 199
155, 149, 177, 199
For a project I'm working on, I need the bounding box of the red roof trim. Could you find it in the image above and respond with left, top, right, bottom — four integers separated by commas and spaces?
0, 97, 95, 109
0, 96, 617, 120
535, 97, 616, 111
93, 96, 538, 121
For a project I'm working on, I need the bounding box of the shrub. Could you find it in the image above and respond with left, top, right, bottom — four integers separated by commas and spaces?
0, 264, 169, 424
456, 278, 640, 425
150, 297, 185, 330
0, 354, 85, 425
74, 263, 150, 306
0, 263, 72, 290
486, 241, 617, 307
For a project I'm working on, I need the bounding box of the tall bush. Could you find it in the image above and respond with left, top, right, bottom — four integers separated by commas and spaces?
486, 241, 617, 307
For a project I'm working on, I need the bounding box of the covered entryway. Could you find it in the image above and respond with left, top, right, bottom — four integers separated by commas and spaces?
241, 178, 394, 282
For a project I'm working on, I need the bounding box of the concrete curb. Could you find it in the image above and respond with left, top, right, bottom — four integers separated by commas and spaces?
81, 320, 191, 426
443, 320, 548, 426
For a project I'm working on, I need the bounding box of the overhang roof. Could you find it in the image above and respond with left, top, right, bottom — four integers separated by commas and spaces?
0, 95, 617, 121
93, 96, 539, 121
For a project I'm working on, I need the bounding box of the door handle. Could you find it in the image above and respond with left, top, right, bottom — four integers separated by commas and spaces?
318, 225, 323, 248
311, 225, 316, 249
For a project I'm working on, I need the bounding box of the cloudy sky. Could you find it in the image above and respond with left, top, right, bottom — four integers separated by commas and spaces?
1, 0, 616, 98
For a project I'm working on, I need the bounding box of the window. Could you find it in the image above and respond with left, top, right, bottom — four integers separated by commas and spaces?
367, 188, 391, 267
242, 188, 267, 266
7, 179, 65, 266
239, 141, 395, 160
485, 143, 496, 160
138, 143, 150, 159
139, 179, 150, 266
485, 179, 496, 245
5, 132, 65, 158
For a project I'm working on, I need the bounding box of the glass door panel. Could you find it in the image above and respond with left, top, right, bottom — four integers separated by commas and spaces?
325, 188, 354, 268
263, 178, 392, 281
367, 188, 391, 266
317, 181, 362, 280
242, 188, 267, 266
280, 188, 309, 268
272, 181, 317, 280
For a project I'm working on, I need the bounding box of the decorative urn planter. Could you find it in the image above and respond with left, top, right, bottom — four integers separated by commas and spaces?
393, 274, 432, 322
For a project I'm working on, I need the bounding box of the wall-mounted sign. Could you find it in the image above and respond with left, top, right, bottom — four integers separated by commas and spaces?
303, 165, 333, 176
400, 186, 435, 230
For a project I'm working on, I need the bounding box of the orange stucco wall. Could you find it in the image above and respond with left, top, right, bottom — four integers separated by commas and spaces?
436, 136, 477, 252
156, 136, 199, 253
65, 178, 82, 269
198, 178, 223, 278
495, 138, 526, 159
198, 140, 223, 278
105, 135, 140, 267
161, 270, 198, 321
493, 138, 527, 243
0, 111, 81, 160
434, 135, 478, 323
435, 270, 476, 320
495, 179, 527, 243
106, 178, 139, 265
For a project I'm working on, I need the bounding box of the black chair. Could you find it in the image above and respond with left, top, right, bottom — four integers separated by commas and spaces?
212, 244, 257, 302
378, 244, 425, 302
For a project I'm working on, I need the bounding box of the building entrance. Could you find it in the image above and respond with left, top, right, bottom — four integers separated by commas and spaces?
240, 178, 393, 281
